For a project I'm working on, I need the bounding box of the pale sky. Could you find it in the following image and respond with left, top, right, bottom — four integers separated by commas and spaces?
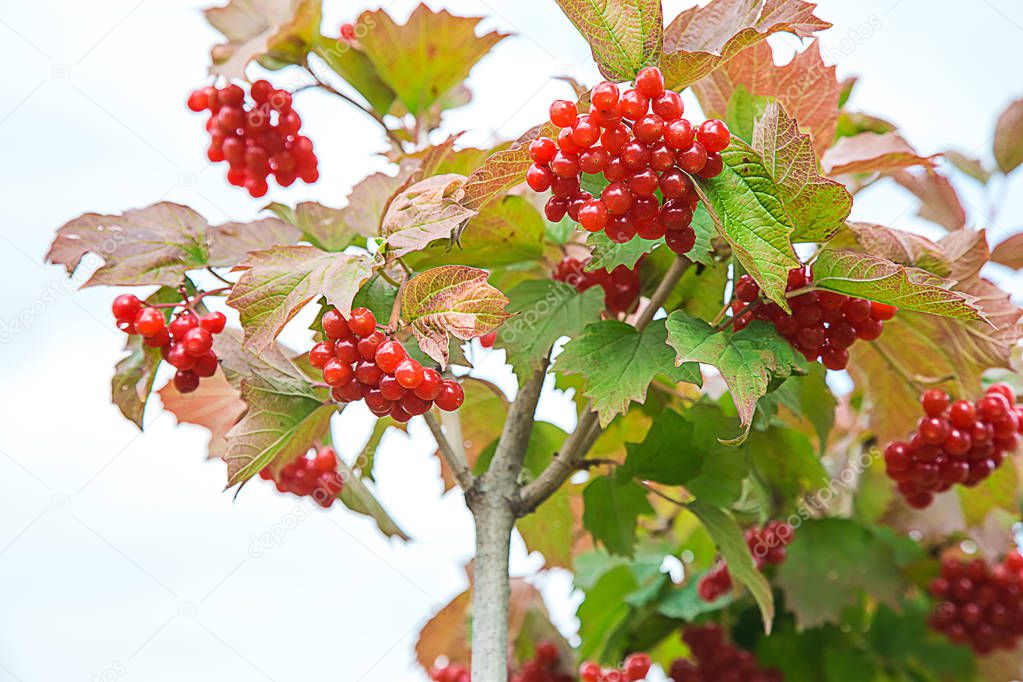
1, 1, 1021, 680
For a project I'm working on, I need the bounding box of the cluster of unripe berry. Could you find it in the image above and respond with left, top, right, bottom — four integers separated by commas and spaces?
669, 624, 782, 681
553, 256, 641, 316
258, 446, 344, 508
732, 267, 896, 370
579, 652, 651, 681
187, 80, 318, 197
111, 293, 226, 394
308, 307, 465, 421
698, 521, 793, 602
527, 66, 729, 254
884, 384, 1022, 509
929, 551, 1023, 654
430, 642, 571, 682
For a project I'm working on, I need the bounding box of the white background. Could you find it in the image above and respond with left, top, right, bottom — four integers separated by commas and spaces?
1, 0, 1022, 680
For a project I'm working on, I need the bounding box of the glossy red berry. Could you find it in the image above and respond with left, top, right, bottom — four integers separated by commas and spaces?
174, 369, 200, 393
697, 119, 731, 152
374, 340, 407, 373
634, 66, 665, 98
529, 137, 557, 164
549, 100, 577, 127
435, 380, 465, 411
112, 294, 142, 322
394, 358, 424, 389
182, 327, 213, 357
199, 311, 227, 333
348, 307, 376, 337
134, 307, 166, 337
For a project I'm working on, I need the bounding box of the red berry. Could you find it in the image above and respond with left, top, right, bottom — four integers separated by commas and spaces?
174, 369, 199, 393
591, 81, 620, 110
571, 115, 601, 148
921, 389, 950, 417
665, 228, 696, 255
199, 311, 227, 333
529, 137, 557, 164
167, 343, 197, 370
663, 118, 695, 150
112, 294, 142, 322
322, 359, 354, 387
525, 164, 552, 191
435, 380, 465, 411
618, 89, 648, 120
697, 119, 731, 152
698, 151, 724, 178
633, 114, 664, 143
394, 358, 424, 389
549, 100, 577, 128
322, 309, 350, 339
182, 327, 213, 357
375, 340, 407, 373
676, 140, 708, 173
415, 368, 444, 401
623, 653, 651, 681
601, 182, 633, 215
348, 307, 376, 337
169, 312, 198, 340
134, 307, 166, 337
194, 352, 218, 378
634, 66, 665, 98
651, 91, 683, 120
578, 200, 609, 232
354, 360, 383, 386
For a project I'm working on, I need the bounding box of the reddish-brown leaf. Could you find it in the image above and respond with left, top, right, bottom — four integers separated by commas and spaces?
462, 123, 557, 212
158, 370, 247, 460
696, 40, 839, 152
205, 0, 321, 80
821, 132, 937, 176
994, 98, 1023, 174
991, 233, 1023, 270
843, 222, 951, 277
660, 0, 831, 89
383, 174, 477, 258
207, 217, 302, 267
889, 169, 967, 232
401, 266, 510, 366
47, 202, 209, 287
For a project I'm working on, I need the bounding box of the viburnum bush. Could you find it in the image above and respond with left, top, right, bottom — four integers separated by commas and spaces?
44, 1, 1023, 681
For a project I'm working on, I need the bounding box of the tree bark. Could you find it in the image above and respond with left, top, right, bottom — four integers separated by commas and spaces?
470, 497, 515, 682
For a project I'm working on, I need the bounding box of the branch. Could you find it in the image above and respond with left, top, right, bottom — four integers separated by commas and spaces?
302, 58, 405, 150
424, 411, 475, 492
517, 256, 691, 515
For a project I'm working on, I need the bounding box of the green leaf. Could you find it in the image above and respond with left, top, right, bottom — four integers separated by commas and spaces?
336, 456, 410, 540
775, 518, 912, 629
351, 274, 399, 322
812, 248, 984, 320
309, 33, 396, 115
868, 599, 976, 680
356, 5, 506, 116
746, 427, 827, 507
659, 0, 830, 90
576, 564, 637, 661
406, 195, 545, 269
664, 314, 803, 442
47, 202, 209, 287
756, 364, 836, 452
752, 102, 851, 242
724, 84, 769, 143
582, 473, 654, 557
657, 576, 734, 620
496, 280, 604, 382
555, 319, 702, 426
224, 385, 334, 488
624, 408, 746, 507
204, 0, 321, 80
994, 98, 1023, 174
226, 245, 374, 353
688, 499, 774, 633
383, 174, 477, 258
401, 265, 509, 366
263, 201, 365, 252
957, 457, 1019, 527
586, 231, 661, 272
553, 0, 663, 81
694, 139, 800, 310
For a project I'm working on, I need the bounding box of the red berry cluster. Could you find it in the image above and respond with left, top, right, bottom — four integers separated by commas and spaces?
579, 653, 652, 682
669, 624, 782, 682
553, 256, 641, 316
884, 384, 1022, 509
258, 446, 344, 508
929, 551, 1023, 654
732, 267, 896, 370
309, 307, 465, 422
187, 80, 318, 197
698, 521, 793, 602
111, 293, 226, 394
527, 66, 728, 253
511, 642, 573, 682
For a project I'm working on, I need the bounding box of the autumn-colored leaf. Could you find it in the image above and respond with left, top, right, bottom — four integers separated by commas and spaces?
205, 0, 321, 80
308, 33, 396, 116
696, 41, 839, 152
463, 123, 557, 212
383, 174, 477, 258
991, 233, 1023, 270
401, 266, 510, 366
752, 102, 851, 242
263, 201, 367, 252
660, 0, 831, 90
841, 222, 952, 277
889, 169, 967, 232
158, 370, 246, 460
227, 246, 374, 353
994, 98, 1023, 174
206, 217, 301, 267
812, 248, 983, 320
945, 150, 993, 185
356, 5, 506, 117
554, 0, 663, 81
47, 202, 209, 287
694, 139, 801, 310
821, 132, 936, 176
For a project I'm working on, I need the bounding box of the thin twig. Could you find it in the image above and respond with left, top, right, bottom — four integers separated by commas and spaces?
205, 267, 234, 286
302, 61, 405, 149
149, 286, 231, 309
639, 480, 688, 507
714, 299, 760, 332
425, 411, 475, 492
517, 256, 691, 515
